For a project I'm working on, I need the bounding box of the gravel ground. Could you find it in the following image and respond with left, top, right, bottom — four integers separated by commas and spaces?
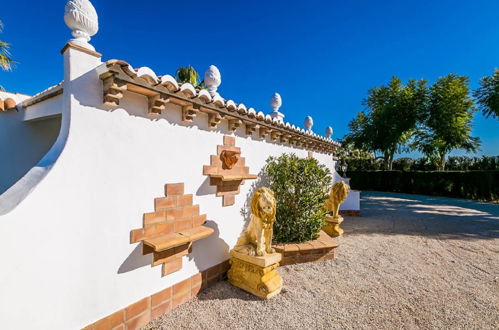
144, 192, 499, 330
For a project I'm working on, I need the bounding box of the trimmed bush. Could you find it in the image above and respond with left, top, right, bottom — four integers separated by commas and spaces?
264, 154, 332, 243
348, 170, 499, 201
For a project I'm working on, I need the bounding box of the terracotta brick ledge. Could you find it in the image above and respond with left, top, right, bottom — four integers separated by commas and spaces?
273, 230, 339, 266
83, 260, 230, 330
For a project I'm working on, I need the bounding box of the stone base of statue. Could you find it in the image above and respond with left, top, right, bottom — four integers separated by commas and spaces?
227, 250, 283, 299
323, 215, 344, 237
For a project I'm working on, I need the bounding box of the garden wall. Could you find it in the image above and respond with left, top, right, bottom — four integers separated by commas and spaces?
348, 170, 498, 201
0, 44, 358, 329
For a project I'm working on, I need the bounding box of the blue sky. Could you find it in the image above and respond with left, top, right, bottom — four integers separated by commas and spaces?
0, 0, 498, 156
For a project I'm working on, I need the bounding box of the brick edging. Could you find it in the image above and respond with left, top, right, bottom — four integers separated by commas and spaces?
272, 231, 339, 266
83, 260, 230, 330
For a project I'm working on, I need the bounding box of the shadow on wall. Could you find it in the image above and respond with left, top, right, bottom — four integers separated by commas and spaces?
342, 191, 499, 240
196, 177, 216, 196
189, 220, 230, 271
240, 168, 270, 228
117, 243, 151, 274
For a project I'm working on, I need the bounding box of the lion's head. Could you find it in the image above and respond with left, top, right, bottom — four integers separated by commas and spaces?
250, 187, 276, 224
331, 181, 350, 204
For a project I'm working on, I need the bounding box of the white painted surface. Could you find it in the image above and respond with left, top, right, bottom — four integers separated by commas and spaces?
0, 91, 61, 197
0, 44, 359, 330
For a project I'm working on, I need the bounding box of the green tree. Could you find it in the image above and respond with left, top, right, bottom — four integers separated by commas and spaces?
345, 77, 428, 170
175, 65, 204, 89
414, 74, 480, 170
0, 20, 15, 71
473, 68, 499, 120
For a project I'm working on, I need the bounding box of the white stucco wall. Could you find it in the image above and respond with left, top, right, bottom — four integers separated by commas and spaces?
0, 46, 358, 330
0, 92, 61, 195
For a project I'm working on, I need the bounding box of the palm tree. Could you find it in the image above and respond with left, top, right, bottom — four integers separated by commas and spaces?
175, 65, 205, 89
0, 20, 15, 71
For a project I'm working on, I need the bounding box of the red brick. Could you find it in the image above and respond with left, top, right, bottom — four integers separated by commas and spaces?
177, 194, 193, 207
125, 311, 150, 330
210, 155, 222, 166
191, 284, 202, 296
112, 325, 124, 330
151, 300, 171, 319
130, 229, 145, 243
174, 243, 191, 256
155, 222, 174, 236
94, 310, 124, 330
173, 278, 191, 296
174, 218, 193, 232
153, 249, 176, 266
172, 291, 190, 309
223, 195, 235, 206
191, 273, 202, 288
184, 205, 200, 217
217, 145, 240, 155
219, 260, 231, 273
223, 136, 235, 146
154, 196, 176, 210
162, 258, 183, 276
193, 214, 207, 226
151, 287, 172, 307
165, 183, 184, 196
203, 165, 219, 175
143, 210, 167, 227
125, 297, 150, 320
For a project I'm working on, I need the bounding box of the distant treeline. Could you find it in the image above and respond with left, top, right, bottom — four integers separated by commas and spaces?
342, 156, 499, 172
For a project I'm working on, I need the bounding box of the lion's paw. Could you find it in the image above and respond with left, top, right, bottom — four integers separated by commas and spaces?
256, 249, 264, 256
267, 247, 275, 253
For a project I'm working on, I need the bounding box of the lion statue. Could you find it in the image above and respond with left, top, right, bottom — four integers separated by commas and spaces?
324, 181, 350, 218
233, 187, 277, 256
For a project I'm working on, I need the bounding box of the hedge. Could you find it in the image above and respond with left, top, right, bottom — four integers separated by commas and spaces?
348, 170, 499, 202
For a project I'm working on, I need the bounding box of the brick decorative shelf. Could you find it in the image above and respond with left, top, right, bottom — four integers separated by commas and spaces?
272, 231, 339, 266
203, 136, 257, 206
130, 183, 214, 276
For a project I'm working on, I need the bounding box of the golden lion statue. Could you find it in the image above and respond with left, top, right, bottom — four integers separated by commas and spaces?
233, 187, 276, 256
323, 181, 350, 237
324, 181, 350, 218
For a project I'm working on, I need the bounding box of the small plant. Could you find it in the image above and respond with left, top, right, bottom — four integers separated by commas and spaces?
264, 154, 332, 243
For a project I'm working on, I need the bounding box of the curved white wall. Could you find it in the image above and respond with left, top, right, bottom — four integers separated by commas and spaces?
0, 46, 358, 329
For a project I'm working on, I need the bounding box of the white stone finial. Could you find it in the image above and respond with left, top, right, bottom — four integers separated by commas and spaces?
326, 126, 333, 139
204, 65, 222, 97
64, 0, 99, 51
269, 92, 284, 122
304, 116, 314, 132
270, 93, 282, 113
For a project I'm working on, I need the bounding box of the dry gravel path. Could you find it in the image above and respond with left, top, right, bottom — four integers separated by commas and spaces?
145, 192, 499, 330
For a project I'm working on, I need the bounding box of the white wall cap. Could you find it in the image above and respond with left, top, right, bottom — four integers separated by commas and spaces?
179, 83, 197, 98
159, 75, 179, 92
135, 67, 158, 85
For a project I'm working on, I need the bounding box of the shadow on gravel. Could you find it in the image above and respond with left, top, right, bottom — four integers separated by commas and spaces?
342, 191, 499, 240
196, 280, 262, 302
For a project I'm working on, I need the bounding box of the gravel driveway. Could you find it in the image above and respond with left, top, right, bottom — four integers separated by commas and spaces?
145, 192, 499, 330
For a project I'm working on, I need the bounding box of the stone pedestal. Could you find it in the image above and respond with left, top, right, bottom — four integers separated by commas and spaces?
227, 250, 283, 299
323, 215, 344, 237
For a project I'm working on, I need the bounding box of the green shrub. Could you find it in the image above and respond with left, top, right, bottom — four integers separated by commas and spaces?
348, 170, 499, 201
264, 154, 332, 243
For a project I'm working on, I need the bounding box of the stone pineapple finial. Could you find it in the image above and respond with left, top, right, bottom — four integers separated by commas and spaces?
64, 0, 99, 51
204, 65, 222, 97
304, 116, 314, 132
269, 93, 284, 122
